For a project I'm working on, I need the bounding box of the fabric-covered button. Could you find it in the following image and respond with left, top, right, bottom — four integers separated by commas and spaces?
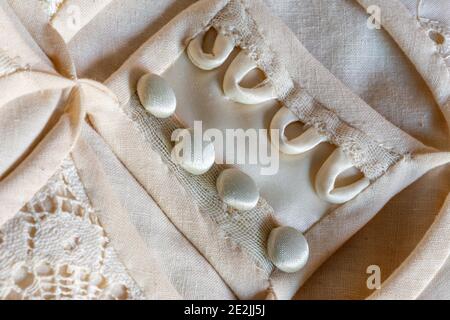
267, 226, 309, 273
173, 129, 215, 175
216, 168, 259, 211
137, 73, 176, 118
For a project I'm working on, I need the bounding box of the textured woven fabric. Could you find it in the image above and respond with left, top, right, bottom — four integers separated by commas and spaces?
74, 123, 236, 300
1, 0, 450, 300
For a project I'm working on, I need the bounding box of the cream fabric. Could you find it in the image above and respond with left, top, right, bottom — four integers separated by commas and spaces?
0, 0, 450, 300
73, 123, 235, 300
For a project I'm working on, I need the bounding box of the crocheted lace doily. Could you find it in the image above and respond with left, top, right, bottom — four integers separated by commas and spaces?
0, 159, 145, 300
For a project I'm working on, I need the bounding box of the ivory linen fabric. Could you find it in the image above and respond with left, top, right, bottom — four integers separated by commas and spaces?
0, 0, 450, 300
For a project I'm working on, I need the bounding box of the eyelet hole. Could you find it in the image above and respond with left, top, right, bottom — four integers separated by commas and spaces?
429, 30, 445, 45
284, 122, 307, 140
238, 67, 267, 89
202, 28, 218, 53
334, 166, 364, 188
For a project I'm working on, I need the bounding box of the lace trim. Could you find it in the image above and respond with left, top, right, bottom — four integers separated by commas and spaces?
419, 18, 450, 69
210, 0, 403, 180
0, 159, 145, 300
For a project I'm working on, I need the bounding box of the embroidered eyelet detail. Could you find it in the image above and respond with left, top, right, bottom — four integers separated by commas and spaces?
315, 148, 371, 204
187, 28, 235, 70
419, 18, 450, 66
223, 51, 277, 104
270, 107, 327, 155
429, 30, 446, 45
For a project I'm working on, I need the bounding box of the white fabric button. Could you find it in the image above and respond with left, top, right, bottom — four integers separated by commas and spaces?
270, 107, 327, 155
267, 226, 309, 273
137, 73, 176, 118
173, 129, 215, 175
216, 168, 259, 211
223, 51, 277, 104
187, 29, 235, 70
315, 147, 371, 204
